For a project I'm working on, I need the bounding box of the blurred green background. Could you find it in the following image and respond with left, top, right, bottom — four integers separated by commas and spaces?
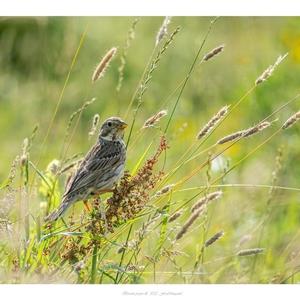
1, 17, 300, 283
1, 17, 300, 179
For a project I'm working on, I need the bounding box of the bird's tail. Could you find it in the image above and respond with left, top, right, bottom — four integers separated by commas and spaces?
45, 201, 70, 222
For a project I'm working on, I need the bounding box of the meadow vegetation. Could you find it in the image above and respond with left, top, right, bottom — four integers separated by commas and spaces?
1, 16, 300, 283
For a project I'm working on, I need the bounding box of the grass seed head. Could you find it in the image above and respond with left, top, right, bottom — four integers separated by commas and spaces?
202, 44, 225, 62
117, 18, 139, 92
155, 183, 175, 197
46, 159, 61, 176
197, 105, 229, 140
143, 110, 168, 129
205, 230, 224, 247
168, 210, 182, 223
176, 206, 205, 240
243, 121, 271, 137
255, 53, 288, 85
155, 17, 172, 46
217, 121, 271, 144
20, 138, 29, 166
6, 156, 20, 188
282, 111, 300, 129
217, 131, 244, 145
92, 47, 117, 82
88, 114, 100, 138
191, 191, 222, 213
237, 248, 265, 256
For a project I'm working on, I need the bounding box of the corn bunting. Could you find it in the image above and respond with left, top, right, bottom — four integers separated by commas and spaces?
45, 117, 127, 221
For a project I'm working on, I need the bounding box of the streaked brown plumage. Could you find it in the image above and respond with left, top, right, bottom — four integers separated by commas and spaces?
45, 117, 127, 222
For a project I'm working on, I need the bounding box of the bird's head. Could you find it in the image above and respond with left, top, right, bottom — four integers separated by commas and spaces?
99, 117, 128, 141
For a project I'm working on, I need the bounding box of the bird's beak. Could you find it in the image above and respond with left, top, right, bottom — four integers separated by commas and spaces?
119, 121, 128, 129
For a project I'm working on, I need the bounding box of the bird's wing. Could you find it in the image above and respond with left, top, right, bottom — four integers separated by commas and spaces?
63, 141, 124, 199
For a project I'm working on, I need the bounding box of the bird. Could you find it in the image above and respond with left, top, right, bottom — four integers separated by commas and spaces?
45, 116, 128, 222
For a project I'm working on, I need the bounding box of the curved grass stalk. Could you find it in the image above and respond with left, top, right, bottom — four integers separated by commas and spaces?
126, 27, 181, 149
174, 128, 282, 216
158, 92, 300, 189
61, 91, 92, 161
126, 18, 217, 155
116, 18, 140, 94
134, 127, 288, 280
127, 56, 200, 154
59, 94, 94, 160
158, 85, 256, 188
158, 143, 217, 188
160, 58, 292, 187
138, 122, 289, 235
123, 47, 158, 120
126, 71, 187, 152
176, 183, 300, 193
131, 140, 154, 175
164, 17, 219, 134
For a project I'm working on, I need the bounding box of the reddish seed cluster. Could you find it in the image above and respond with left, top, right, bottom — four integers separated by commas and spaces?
87, 136, 168, 235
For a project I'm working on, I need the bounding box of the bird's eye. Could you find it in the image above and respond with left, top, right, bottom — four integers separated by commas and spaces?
107, 121, 112, 127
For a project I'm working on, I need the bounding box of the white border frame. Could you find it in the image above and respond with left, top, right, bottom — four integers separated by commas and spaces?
1, 0, 300, 16
1, 1, 300, 298
1, 284, 300, 299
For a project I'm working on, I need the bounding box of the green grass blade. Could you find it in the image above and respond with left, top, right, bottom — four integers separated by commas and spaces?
90, 243, 98, 284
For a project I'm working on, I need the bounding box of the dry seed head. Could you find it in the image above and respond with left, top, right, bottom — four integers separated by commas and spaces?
47, 159, 61, 176
100, 136, 168, 234
217, 121, 271, 145
64, 98, 97, 145
217, 131, 244, 145
243, 121, 271, 137
176, 206, 205, 240
92, 47, 117, 82
202, 44, 225, 62
7, 156, 20, 187
20, 138, 29, 166
205, 230, 224, 247
92, 114, 100, 127
155, 17, 172, 46
191, 191, 222, 213
116, 18, 139, 93
255, 53, 288, 85
155, 183, 174, 197
88, 114, 100, 138
143, 110, 168, 129
237, 248, 265, 256
282, 111, 300, 129
197, 105, 229, 140
138, 26, 180, 105
168, 210, 182, 223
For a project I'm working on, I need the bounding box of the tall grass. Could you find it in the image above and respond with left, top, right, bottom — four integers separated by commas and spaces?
1, 16, 300, 284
